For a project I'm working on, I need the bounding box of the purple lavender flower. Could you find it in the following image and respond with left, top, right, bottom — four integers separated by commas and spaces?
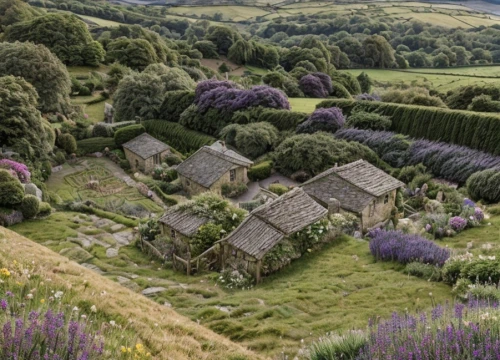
0, 299, 7, 311
297, 107, 345, 134
474, 207, 484, 222
464, 198, 476, 207
449, 216, 467, 232
425, 224, 432, 232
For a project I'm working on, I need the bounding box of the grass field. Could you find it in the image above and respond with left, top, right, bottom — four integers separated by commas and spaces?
76, 14, 124, 27
167, 5, 269, 22
289, 98, 323, 113
342, 68, 500, 92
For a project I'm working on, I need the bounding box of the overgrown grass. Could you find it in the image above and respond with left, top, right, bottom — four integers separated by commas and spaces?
289, 98, 324, 113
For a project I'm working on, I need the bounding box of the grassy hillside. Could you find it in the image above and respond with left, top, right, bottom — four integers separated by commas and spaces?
0, 226, 262, 360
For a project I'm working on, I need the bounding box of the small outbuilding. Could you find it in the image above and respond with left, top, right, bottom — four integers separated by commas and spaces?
176, 141, 253, 196
220, 187, 328, 282
301, 160, 404, 231
122, 133, 170, 174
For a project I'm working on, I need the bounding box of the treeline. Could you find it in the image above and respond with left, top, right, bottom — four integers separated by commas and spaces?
317, 99, 500, 155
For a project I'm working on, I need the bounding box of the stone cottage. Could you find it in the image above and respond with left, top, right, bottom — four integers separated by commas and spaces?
122, 133, 170, 174
159, 207, 209, 246
176, 141, 253, 196
301, 160, 404, 231
220, 188, 328, 282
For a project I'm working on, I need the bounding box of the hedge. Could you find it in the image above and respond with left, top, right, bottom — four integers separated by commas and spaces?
114, 124, 146, 146
143, 120, 215, 153
158, 91, 195, 123
76, 137, 117, 156
248, 161, 273, 181
153, 186, 178, 206
257, 108, 308, 131
316, 99, 500, 155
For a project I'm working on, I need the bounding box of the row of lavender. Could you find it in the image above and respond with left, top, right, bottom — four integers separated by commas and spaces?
335, 128, 500, 185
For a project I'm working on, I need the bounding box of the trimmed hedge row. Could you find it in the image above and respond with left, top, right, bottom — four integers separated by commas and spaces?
76, 137, 117, 156
248, 161, 273, 181
114, 124, 146, 146
258, 108, 308, 131
142, 120, 215, 153
316, 99, 500, 155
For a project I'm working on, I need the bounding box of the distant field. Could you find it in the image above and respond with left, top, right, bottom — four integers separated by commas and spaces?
401, 66, 500, 77
167, 5, 269, 22
342, 68, 500, 92
76, 14, 124, 27
289, 98, 323, 113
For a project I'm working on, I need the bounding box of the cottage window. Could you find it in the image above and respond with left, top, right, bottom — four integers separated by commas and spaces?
370, 201, 376, 216
153, 153, 161, 165
170, 229, 176, 239
384, 194, 389, 204
230, 169, 236, 182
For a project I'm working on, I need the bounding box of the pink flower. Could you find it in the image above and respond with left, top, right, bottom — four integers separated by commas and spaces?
0, 159, 30, 183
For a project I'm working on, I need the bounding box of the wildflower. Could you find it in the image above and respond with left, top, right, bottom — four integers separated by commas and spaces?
0, 299, 7, 311
110, 320, 116, 327
40, 299, 45, 304
121, 346, 127, 354
26, 294, 33, 300
90, 305, 97, 313
54, 291, 63, 299
72, 306, 79, 312
81, 315, 87, 319
0, 268, 11, 278
136, 344, 144, 352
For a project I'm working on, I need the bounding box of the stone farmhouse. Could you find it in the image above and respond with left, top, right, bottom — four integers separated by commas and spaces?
220, 188, 328, 283
301, 160, 404, 231
176, 141, 253, 196
122, 133, 170, 174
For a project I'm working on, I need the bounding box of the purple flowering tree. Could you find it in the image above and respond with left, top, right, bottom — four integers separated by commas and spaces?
299, 74, 330, 98
297, 107, 345, 134
368, 229, 450, 266
0, 159, 31, 183
194, 79, 240, 104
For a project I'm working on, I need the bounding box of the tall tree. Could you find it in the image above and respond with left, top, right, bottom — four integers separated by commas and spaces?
362, 35, 395, 68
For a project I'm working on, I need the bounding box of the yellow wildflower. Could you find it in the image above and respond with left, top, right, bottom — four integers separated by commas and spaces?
0, 268, 10, 278
135, 344, 144, 352
120, 346, 127, 354
40, 299, 45, 304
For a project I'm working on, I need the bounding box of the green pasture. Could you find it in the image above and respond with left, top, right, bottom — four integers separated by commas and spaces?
289, 98, 323, 113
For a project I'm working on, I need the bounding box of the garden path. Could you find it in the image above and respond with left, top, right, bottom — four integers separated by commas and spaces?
230, 172, 300, 204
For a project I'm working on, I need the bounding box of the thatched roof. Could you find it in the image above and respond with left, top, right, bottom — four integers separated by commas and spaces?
176, 142, 253, 188
122, 133, 169, 160
224, 188, 328, 260
301, 160, 404, 213
159, 208, 209, 237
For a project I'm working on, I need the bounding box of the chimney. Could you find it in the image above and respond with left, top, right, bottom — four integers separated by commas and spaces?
328, 198, 340, 215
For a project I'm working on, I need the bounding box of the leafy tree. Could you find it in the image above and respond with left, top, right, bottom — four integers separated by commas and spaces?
357, 72, 372, 93
362, 35, 395, 68
405, 51, 431, 67
205, 25, 241, 55
228, 39, 254, 65
143, 64, 195, 91
280, 46, 328, 73
4, 13, 105, 66
192, 40, 219, 59
220, 122, 279, 158
106, 38, 158, 71
300, 35, 331, 64
0, 0, 40, 28
433, 53, 450, 68
299, 73, 332, 98
113, 72, 165, 121
0, 76, 53, 160
0, 42, 71, 113
105, 62, 132, 94
57, 133, 77, 154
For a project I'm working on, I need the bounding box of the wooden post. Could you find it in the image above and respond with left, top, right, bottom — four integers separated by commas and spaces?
256, 260, 262, 284
186, 251, 191, 276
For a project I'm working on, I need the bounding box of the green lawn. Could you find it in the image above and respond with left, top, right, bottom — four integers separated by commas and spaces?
289, 98, 323, 113
166, 5, 270, 22
342, 69, 500, 92
76, 14, 124, 27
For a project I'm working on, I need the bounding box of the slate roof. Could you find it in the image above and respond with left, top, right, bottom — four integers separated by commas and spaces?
159, 207, 209, 237
301, 160, 404, 213
176, 142, 253, 188
122, 133, 169, 160
224, 188, 328, 260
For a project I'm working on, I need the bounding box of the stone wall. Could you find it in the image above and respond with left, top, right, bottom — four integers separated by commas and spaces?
361, 189, 397, 230
179, 166, 249, 196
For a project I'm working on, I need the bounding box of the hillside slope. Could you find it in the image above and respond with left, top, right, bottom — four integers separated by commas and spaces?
0, 226, 264, 360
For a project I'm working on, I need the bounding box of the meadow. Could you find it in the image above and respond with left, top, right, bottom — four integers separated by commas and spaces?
164, 1, 500, 28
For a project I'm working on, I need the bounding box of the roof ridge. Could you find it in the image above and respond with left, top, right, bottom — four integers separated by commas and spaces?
202, 146, 252, 166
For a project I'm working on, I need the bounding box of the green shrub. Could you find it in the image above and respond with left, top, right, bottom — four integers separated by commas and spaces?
165, 154, 182, 166
92, 123, 114, 138
119, 159, 130, 171
159, 181, 182, 195
272, 133, 384, 177
57, 133, 77, 154
331, 81, 352, 99
221, 182, 248, 198
398, 164, 427, 184
268, 183, 289, 196
220, 122, 278, 159
404, 262, 442, 281
309, 331, 367, 360
467, 170, 500, 203
143, 120, 215, 153
19, 194, 40, 219
380, 87, 446, 107
257, 108, 309, 131
37, 202, 52, 217
154, 187, 178, 206
0, 170, 25, 206
248, 161, 272, 182
346, 111, 392, 130
158, 91, 195, 123
76, 137, 116, 156
191, 223, 224, 257
468, 94, 500, 113
114, 124, 146, 146
316, 99, 500, 155
460, 259, 500, 284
